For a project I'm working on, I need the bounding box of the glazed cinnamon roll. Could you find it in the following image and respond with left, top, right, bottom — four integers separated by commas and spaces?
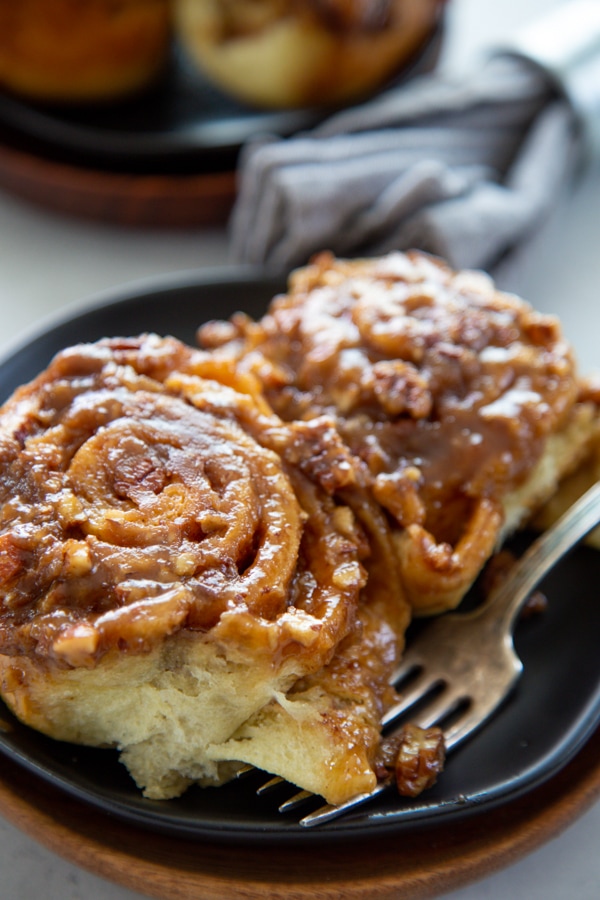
198, 251, 599, 616
0, 334, 409, 803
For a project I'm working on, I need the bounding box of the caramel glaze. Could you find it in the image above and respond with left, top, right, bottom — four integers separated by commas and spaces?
0, 335, 388, 680
0, 250, 581, 792
198, 251, 579, 613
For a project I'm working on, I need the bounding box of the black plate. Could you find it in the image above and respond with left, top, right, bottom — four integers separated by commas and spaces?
0, 24, 444, 176
0, 49, 319, 175
0, 270, 599, 845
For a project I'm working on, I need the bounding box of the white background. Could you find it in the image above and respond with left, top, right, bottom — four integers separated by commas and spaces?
0, 1, 599, 897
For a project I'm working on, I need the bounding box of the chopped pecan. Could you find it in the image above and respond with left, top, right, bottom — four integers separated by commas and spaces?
377, 722, 445, 796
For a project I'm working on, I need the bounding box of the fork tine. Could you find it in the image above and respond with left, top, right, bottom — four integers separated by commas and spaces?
256, 775, 286, 795
298, 694, 477, 828
443, 712, 484, 752
389, 658, 422, 685
299, 780, 392, 828
278, 789, 314, 812
442, 694, 512, 751
407, 689, 467, 731
381, 670, 444, 726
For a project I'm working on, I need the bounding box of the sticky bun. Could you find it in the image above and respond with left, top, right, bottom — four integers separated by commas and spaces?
0, 334, 408, 803
0, 0, 171, 103
198, 250, 599, 616
174, 0, 446, 109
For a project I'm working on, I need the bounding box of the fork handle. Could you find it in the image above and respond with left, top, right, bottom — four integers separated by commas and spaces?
483, 480, 600, 633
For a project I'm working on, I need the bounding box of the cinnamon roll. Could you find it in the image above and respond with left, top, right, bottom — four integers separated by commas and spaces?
0, 334, 409, 803
174, 0, 445, 109
198, 251, 599, 616
0, 1, 171, 103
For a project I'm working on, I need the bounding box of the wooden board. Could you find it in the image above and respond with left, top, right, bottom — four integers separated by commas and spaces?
0, 140, 237, 228
1, 727, 600, 900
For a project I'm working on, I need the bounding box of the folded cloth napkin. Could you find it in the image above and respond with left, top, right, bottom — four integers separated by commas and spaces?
229, 4, 593, 275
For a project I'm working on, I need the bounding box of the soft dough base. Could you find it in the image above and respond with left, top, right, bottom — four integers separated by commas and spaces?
0, 624, 385, 803
0, 633, 296, 799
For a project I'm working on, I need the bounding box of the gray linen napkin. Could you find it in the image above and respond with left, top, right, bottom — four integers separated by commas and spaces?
228, 25, 583, 274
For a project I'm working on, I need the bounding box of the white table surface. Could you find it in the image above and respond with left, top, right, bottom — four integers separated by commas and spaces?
0, 1, 599, 897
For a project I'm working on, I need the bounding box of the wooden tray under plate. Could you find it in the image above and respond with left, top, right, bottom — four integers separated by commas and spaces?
0, 139, 237, 228
1, 725, 600, 900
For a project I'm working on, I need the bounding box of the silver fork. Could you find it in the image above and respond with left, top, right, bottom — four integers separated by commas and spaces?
255, 479, 600, 827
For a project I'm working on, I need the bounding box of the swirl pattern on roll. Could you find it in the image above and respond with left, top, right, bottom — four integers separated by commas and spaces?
198, 251, 582, 615
0, 335, 365, 670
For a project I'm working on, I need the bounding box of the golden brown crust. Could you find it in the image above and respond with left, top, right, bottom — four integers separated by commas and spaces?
0, 334, 367, 671
0, 0, 172, 102
0, 333, 408, 804
198, 250, 591, 615
534, 376, 600, 548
